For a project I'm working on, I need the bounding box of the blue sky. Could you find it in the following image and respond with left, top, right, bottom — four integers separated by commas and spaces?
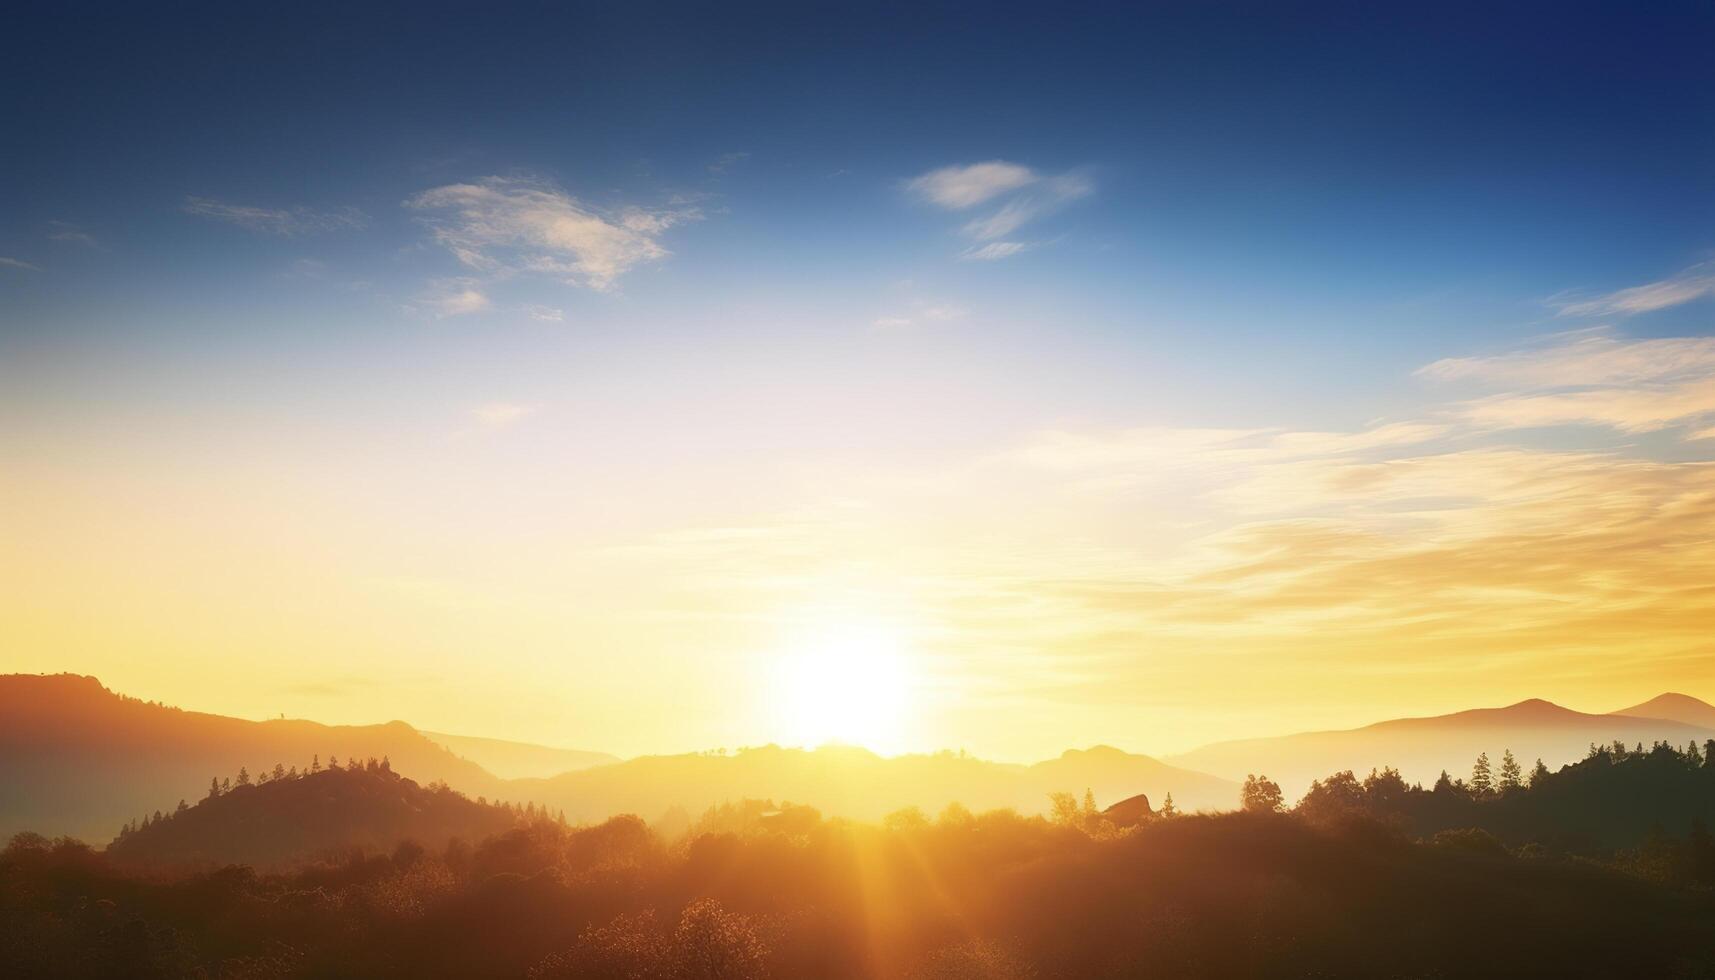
2, 2, 1713, 756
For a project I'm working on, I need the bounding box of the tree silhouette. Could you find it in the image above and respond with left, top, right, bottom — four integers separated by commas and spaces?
1241, 774, 1284, 813
235, 766, 251, 787
207, 777, 221, 799
1471, 753, 1492, 796
1499, 750, 1522, 792
1530, 758, 1550, 786
1160, 792, 1177, 818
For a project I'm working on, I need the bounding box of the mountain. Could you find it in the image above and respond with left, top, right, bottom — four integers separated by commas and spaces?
1171, 698, 1715, 800
0, 673, 507, 842
510, 742, 1237, 824
1613, 693, 1715, 730
104, 762, 523, 869
423, 730, 620, 779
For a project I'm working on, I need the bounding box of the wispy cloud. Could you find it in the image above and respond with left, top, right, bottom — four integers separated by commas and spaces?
417, 278, 490, 318
522, 304, 565, 322
907, 161, 1093, 250
907, 161, 1039, 209
0, 256, 40, 272
47, 220, 99, 248
1422, 328, 1715, 434
184, 196, 369, 236
1551, 263, 1715, 317
407, 175, 699, 292
960, 174, 1091, 241
708, 151, 750, 174
470, 402, 537, 427
961, 241, 1032, 261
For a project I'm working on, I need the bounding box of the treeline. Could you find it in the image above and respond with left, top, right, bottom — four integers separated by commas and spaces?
1225, 739, 1715, 869
7, 747, 1715, 977
116, 754, 567, 846
8, 801, 1715, 978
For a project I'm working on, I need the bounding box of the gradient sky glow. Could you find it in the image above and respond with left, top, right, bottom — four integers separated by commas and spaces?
3, 2, 1713, 759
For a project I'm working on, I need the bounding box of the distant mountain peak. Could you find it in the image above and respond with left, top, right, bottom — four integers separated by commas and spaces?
1613, 692, 1715, 728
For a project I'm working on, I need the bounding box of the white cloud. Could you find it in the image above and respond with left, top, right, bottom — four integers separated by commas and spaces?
872, 316, 914, 329
908, 162, 1093, 252
470, 402, 537, 427
183, 196, 369, 236
407, 176, 698, 292
0, 256, 39, 271
906, 161, 1039, 209
960, 241, 1032, 261
1552, 264, 1715, 317
522, 304, 565, 322
960, 173, 1092, 241
418, 279, 490, 318
1421, 328, 1715, 434
47, 221, 98, 247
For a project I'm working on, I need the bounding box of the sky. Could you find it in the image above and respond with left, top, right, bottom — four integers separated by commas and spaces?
2, 1, 1713, 761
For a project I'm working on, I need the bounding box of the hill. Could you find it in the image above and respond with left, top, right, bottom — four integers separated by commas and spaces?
510, 742, 1237, 824
0, 673, 506, 842
103, 761, 525, 869
423, 730, 619, 779
1614, 693, 1715, 730
1171, 698, 1715, 799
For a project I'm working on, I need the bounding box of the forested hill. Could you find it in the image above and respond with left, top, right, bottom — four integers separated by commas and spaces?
102, 761, 536, 869
0, 673, 506, 842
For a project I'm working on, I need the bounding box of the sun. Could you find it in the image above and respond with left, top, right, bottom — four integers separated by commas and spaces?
772, 622, 916, 754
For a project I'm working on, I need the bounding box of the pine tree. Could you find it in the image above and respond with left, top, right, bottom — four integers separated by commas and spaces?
1471, 753, 1493, 796
1499, 750, 1522, 791
311, 754, 322, 773
272, 763, 287, 781
221, 777, 231, 793
1433, 770, 1454, 793
1160, 792, 1178, 818
208, 777, 221, 799
176, 799, 188, 814
1530, 758, 1550, 786
236, 766, 251, 787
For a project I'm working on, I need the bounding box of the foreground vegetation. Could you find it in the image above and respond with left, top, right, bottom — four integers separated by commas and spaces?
7, 745, 1715, 978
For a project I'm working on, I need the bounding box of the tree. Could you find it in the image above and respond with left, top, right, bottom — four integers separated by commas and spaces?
1471, 753, 1492, 797
1048, 792, 1082, 828
311, 754, 321, 773
1499, 750, 1522, 792
235, 766, 251, 787
272, 763, 287, 782
1241, 774, 1284, 813
1433, 770, 1454, 794
208, 777, 221, 799
175, 799, 188, 814
1159, 792, 1177, 818
1530, 758, 1551, 787
1298, 770, 1365, 823
221, 777, 231, 793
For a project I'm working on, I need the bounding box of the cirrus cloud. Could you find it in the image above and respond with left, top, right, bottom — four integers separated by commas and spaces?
407, 176, 699, 292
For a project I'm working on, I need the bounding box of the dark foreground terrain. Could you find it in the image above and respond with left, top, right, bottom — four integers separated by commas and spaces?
8, 750, 1715, 978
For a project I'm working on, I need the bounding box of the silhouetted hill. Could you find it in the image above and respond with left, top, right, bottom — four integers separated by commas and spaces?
511, 742, 1236, 824
423, 730, 620, 780
103, 762, 524, 869
1172, 698, 1715, 798
0, 673, 506, 842
1615, 693, 1715, 729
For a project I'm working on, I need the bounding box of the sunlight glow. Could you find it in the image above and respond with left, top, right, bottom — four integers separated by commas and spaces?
772, 622, 917, 754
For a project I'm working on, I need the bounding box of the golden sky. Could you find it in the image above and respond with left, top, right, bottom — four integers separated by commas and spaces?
5, 310, 1713, 760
